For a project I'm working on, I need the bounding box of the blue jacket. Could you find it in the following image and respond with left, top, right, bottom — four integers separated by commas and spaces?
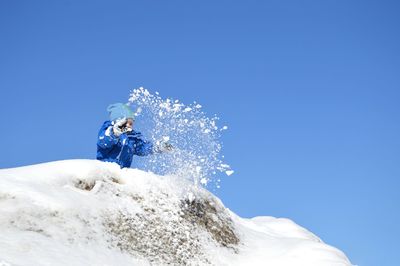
96, 121, 154, 168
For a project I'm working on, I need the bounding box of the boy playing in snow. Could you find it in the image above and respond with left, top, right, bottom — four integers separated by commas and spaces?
96, 103, 172, 168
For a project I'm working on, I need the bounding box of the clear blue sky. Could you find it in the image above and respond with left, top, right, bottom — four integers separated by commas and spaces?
1, 1, 399, 265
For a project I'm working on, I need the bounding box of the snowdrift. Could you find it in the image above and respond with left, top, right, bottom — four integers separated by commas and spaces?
0, 160, 352, 266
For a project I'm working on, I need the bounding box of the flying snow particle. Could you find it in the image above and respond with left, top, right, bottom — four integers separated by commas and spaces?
225, 170, 234, 176
200, 178, 208, 185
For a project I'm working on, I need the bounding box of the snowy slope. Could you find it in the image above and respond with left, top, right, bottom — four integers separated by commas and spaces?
0, 160, 352, 266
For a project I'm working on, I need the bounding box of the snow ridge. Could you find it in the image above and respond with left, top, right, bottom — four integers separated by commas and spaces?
0, 160, 352, 266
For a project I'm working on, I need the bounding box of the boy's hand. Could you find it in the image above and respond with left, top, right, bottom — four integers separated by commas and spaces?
156, 140, 174, 152
113, 118, 127, 137
162, 142, 174, 151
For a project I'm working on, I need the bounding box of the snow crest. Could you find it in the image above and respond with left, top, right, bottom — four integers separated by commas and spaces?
0, 160, 353, 266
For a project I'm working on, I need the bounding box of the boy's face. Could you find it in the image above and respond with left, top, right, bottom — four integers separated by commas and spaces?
125, 118, 134, 129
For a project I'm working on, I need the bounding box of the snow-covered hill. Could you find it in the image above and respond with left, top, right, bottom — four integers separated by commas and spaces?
0, 160, 352, 266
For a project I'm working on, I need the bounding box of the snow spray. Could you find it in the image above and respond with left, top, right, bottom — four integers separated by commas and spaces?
128, 87, 233, 189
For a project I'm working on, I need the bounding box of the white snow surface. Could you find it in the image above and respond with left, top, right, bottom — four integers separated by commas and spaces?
0, 160, 352, 266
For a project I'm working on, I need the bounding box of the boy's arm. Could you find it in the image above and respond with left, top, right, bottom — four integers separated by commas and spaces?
97, 126, 119, 149
133, 138, 155, 156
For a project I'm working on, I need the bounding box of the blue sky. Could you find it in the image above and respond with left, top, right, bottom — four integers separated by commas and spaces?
1, 1, 399, 265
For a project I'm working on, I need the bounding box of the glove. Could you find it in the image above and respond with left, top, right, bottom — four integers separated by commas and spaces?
155, 140, 174, 153
162, 142, 174, 152
112, 118, 131, 137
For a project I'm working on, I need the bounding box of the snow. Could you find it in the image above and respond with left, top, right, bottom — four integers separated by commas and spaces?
225, 170, 234, 176
128, 88, 233, 188
105, 126, 112, 137
200, 178, 208, 185
0, 160, 353, 266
